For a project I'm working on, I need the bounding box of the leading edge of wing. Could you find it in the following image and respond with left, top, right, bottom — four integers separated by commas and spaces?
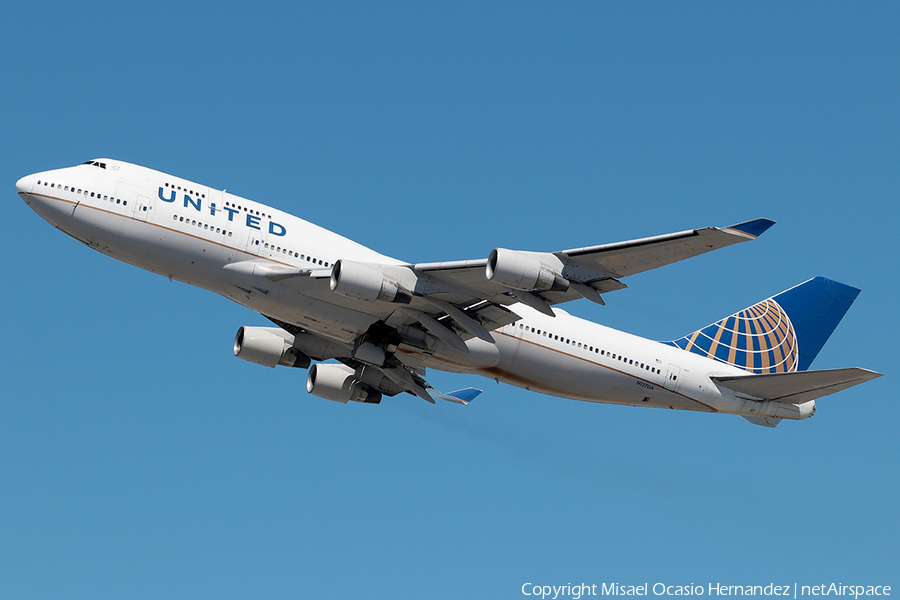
414, 219, 775, 275
562, 218, 775, 257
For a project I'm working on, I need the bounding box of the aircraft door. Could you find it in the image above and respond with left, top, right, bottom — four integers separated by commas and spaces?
133, 195, 151, 221
246, 229, 261, 255
664, 363, 681, 392
513, 322, 525, 339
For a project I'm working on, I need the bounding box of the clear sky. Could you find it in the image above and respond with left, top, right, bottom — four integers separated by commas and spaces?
2, 2, 897, 598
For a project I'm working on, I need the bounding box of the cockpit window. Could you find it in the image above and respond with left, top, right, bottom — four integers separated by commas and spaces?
82, 160, 107, 169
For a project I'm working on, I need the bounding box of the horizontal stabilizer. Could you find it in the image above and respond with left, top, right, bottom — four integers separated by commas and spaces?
713, 368, 882, 404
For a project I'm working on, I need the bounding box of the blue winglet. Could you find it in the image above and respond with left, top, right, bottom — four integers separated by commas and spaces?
727, 218, 776, 238
449, 388, 482, 403
434, 387, 483, 405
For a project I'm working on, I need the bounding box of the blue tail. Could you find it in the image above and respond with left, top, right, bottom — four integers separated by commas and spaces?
667, 277, 860, 373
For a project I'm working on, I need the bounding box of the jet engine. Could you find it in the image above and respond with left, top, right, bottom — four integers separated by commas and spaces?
329, 260, 411, 303
306, 363, 382, 404
233, 326, 310, 368
486, 248, 568, 291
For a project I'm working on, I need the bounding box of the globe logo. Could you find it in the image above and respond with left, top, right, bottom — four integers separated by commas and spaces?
672, 298, 799, 373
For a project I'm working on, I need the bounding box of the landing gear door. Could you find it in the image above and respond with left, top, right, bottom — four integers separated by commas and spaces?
664, 364, 681, 392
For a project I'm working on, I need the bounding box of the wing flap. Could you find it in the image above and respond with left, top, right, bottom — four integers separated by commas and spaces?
712, 368, 882, 404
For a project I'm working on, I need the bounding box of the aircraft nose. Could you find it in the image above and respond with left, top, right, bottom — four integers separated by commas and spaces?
16, 174, 34, 196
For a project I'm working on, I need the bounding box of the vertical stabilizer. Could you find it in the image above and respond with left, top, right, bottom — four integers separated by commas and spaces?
667, 277, 860, 373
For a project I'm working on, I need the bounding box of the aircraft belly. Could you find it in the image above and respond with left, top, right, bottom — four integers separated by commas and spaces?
106, 218, 233, 290
92, 221, 380, 343
25, 193, 79, 229
417, 337, 503, 372
474, 334, 713, 412
476, 334, 581, 395
56, 205, 125, 250
262, 290, 376, 343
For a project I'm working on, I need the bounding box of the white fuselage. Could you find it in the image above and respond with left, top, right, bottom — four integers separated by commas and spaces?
16, 160, 811, 421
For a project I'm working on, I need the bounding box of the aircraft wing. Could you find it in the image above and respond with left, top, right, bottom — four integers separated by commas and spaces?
413, 218, 775, 316
559, 218, 775, 279
262, 219, 775, 365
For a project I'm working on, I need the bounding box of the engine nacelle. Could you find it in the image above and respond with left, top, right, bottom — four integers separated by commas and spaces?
329, 260, 411, 303
233, 326, 310, 369
306, 363, 382, 404
486, 248, 568, 291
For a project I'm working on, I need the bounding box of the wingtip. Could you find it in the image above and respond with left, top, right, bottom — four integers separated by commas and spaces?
435, 387, 483, 404
727, 218, 776, 238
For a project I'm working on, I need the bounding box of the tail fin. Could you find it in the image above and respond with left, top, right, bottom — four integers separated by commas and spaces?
667, 277, 860, 373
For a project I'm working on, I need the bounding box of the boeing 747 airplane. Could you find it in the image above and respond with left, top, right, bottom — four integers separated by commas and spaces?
16, 159, 881, 426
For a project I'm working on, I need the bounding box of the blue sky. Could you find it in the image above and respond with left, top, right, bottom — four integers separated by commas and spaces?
2, 2, 897, 598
